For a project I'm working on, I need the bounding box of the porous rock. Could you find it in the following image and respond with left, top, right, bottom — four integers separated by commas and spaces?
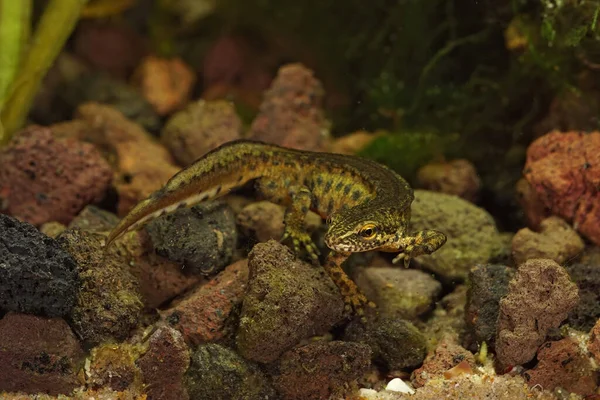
0, 313, 84, 395
86, 343, 141, 392
272, 341, 371, 400
0, 214, 78, 317
184, 343, 275, 400
57, 229, 143, 345
236, 240, 344, 363
0, 125, 112, 226
495, 258, 579, 368
417, 159, 481, 202
145, 201, 238, 276
565, 262, 600, 331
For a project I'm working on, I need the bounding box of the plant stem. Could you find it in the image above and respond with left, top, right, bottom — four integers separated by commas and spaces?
0, 0, 31, 107
0, 0, 88, 145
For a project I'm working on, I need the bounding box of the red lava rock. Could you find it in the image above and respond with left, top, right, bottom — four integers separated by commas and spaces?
161, 99, 242, 166
589, 319, 600, 364
411, 335, 476, 388
525, 338, 597, 396
132, 55, 196, 116
112, 230, 202, 310
511, 216, 585, 265
516, 178, 551, 230
138, 325, 190, 400
160, 259, 249, 345
66, 103, 180, 216
0, 125, 112, 226
495, 258, 579, 369
0, 313, 85, 395
74, 21, 147, 79
524, 130, 600, 245
248, 63, 331, 152
417, 159, 481, 202
272, 341, 371, 400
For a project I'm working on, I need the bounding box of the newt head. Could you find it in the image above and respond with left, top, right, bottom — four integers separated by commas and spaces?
323, 204, 410, 253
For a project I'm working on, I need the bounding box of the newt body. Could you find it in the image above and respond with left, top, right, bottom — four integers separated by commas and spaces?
105, 139, 446, 317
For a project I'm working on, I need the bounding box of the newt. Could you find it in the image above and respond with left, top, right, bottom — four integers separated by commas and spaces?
105, 139, 447, 317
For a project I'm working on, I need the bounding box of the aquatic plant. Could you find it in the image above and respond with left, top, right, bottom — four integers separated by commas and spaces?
0, 0, 88, 146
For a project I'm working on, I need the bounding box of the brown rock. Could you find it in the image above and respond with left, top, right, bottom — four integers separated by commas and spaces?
73, 20, 146, 79
0, 126, 112, 226
411, 335, 476, 388
589, 319, 600, 364
69, 103, 180, 216
112, 230, 203, 310
511, 216, 585, 265
138, 325, 190, 400
132, 55, 196, 116
39, 221, 67, 238
236, 200, 322, 243
525, 338, 597, 396
495, 258, 579, 368
524, 130, 600, 245
161, 259, 249, 345
68, 205, 120, 233
161, 99, 242, 166
248, 63, 330, 152
417, 159, 481, 202
0, 313, 84, 395
353, 266, 442, 320
272, 341, 371, 400
330, 131, 383, 155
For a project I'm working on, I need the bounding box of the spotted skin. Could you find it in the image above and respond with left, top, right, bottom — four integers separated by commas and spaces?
104, 139, 447, 318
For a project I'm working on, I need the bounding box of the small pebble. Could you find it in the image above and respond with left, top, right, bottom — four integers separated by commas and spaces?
386, 378, 415, 394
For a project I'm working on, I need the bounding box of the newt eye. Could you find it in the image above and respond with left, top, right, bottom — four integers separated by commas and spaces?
326, 216, 332, 225
358, 223, 378, 240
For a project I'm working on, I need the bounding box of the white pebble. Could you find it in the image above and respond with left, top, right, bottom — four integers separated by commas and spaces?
358, 388, 379, 398
386, 378, 415, 394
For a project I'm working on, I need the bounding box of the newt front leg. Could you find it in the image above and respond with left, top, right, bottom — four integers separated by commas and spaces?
323, 251, 375, 321
392, 229, 447, 267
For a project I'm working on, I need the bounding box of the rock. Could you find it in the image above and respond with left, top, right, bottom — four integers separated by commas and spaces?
344, 316, 427, 371
0, 125, 112, 226
495, 259, 579, 368
330, 131, 383, 155
39, 221, 67, 238
114, 230, 203, 310
589, 319, 600, 364
565, 262, 600, 331
161, 259, 248, 345
511, 216, 584, 265
515, 178, 550, 230
421, 286, 468, 347
161, 99, 242, 166
145, 201, 238, 276
352, 265, 442, 320
236, 240, 344, 363
465, 264, 514, 350
411, 335, 476, 388
65, 102, 180, 215
248, 63, 330, 152
272, 341, 371, 400
68, 205, 120, 233
0, 313, 84, 395
138, 325, 190, 400
0, 214, 78, 317
57, 229, 143, 345
132, 55, 196, 116
62, 74, 161, 133
87, 343, 141, 392
236, 200, 322, 244
524, 338, 597, 396
73, 20, 146, 79
416, 159, 481, 202
184, 343, 275, 400
409, 190, 504, 281
524, 130, 600, 246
